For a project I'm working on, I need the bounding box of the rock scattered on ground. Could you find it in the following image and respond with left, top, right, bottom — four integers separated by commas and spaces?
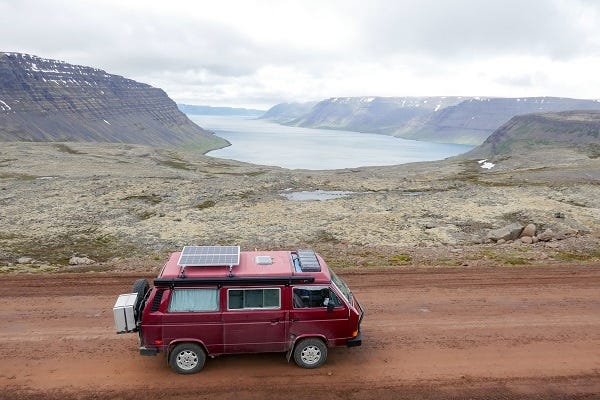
68, 256, 95, 265
487, 222, 524, 242
0, 142, 598, 270
520, 223, 537, 238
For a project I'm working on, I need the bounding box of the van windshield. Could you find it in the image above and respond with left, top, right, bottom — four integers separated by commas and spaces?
328, 267, 352, 303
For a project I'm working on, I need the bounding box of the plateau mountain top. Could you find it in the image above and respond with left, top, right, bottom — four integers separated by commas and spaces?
467, 110, 600, 159
263, 96, 600, 146
0, 52, 227, 151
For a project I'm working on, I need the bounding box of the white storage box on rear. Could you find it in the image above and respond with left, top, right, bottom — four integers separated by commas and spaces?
113, 293, 138, 333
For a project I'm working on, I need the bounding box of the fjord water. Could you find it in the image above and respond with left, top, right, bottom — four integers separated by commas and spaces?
191, 115, 473, 170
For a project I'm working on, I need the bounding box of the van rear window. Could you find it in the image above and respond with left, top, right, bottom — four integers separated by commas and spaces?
228, 288, 280, 310
168, 288, 219, 312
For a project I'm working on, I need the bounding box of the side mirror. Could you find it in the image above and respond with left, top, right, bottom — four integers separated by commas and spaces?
327, 302, 335, 312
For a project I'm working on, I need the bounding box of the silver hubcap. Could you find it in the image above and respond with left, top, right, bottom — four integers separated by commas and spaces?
176, 349, 198, 370
300, 345, 321, 365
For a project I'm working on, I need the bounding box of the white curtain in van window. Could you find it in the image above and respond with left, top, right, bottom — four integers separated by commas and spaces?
169, 289, 219, 312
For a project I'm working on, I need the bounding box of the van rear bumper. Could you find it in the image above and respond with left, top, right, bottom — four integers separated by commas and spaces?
347, 332, 362, 347
139, 346, 159, 356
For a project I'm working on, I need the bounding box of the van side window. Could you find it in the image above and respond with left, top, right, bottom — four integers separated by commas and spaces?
293, 287, 342, 308
228, 288, 280, 310
168, 288, 219, 312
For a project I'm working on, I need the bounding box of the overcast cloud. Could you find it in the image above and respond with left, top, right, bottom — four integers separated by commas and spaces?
1, 0, 599, 109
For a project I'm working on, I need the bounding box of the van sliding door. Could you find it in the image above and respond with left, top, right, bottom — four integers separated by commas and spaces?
223, 287, 287, 353
162, 288, 223, 355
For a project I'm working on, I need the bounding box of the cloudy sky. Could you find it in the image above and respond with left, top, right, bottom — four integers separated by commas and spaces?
1, 0, 600, 109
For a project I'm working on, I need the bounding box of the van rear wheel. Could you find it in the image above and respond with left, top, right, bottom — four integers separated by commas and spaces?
169, 343, 206, 374
293, 338, 327, 368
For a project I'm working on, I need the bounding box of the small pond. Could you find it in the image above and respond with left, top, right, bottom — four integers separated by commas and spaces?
281, 190, 354, 201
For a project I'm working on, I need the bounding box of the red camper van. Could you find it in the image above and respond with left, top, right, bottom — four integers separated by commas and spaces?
114, 246, 364, 374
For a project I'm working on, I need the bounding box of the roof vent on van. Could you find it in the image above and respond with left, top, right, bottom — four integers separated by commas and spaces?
255, 255, 273, 265
297, 249, 321, 272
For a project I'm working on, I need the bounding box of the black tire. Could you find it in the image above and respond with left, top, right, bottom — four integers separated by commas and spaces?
293, 338, 327, 369
169, 343, 206, 374
132, 279, 150, 322
132, 278, 149, 297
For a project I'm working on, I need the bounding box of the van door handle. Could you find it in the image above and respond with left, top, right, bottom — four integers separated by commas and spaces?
270, 318, 280, 324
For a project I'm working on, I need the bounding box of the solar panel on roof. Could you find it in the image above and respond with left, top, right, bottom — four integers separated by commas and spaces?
178, 246, 240, 267
297, 249, 321, 272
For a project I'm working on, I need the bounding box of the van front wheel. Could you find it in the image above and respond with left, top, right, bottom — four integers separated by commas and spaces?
169, 343, 206, 374
293, 338, 327, 368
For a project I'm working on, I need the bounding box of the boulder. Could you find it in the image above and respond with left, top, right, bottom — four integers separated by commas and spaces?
486, 222, 524, 242
520, 223, 536, 238
17, 257, 34, 264
69, 256, 95, 265
537, 229, 555, 242
520, 236, 533, 244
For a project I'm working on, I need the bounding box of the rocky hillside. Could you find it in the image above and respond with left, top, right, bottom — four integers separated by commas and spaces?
466, 110, 600, 158
265, 96, 600, 146
0, 53, 227, 150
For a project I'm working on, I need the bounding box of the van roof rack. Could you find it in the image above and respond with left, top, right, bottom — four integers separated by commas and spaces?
296, 249, 321, 272
154, 276, 315, 288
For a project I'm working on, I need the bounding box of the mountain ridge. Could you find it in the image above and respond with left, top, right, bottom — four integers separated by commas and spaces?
399, 97, 600, 145
0, 52, 228, 151
263, 96, 600, 145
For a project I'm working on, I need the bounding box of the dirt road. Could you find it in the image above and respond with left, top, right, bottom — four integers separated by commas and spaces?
1, 265, 599, 399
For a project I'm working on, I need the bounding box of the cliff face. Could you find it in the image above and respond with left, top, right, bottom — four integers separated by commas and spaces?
0, 53, 227, 150
466, 110, 600, 158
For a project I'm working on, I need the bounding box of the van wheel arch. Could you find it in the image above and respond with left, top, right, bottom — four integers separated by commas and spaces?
167, 340, 209, 358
